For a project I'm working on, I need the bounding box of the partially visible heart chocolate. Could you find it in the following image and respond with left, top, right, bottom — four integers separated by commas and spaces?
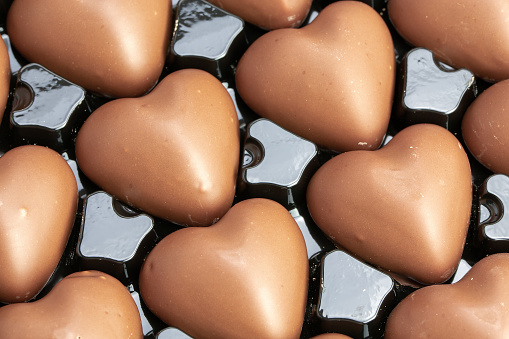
311, 334, 354, 339
462, 80, 509, 175
206, 0, 312, 30
139, 198, 309, 339
0, 37, 9, 117
236, 1, 395, 152
0, 270, 143, 338
75, 69, 240, 227
388, 0, 509, 82
307, 124, 472, 285
384, 253, 509, 338
7, 0, 172, 98
0, 145, 78, 303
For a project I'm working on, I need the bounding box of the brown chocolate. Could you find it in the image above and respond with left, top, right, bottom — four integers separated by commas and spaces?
311, 334, 354, 339
139, 198, 309, 339
306, 124, 472, 285
462, 80, 509, 175
7, 0, 171, 98
388, 0, 509, 82
235, 1, 395, 153
385, 253, 509, 338
206, 0, 312, 30
0, 145, 78, 303
0, 270, 143, 338
0, 38, 9, 118
75, 69, 240, 227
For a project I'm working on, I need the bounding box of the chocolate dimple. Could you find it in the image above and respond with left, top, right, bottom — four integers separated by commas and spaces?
206, 0, 313, 30
388, 0, 509, 82
75, 68, 240, 227
0, 270, 143, 338
7, 0, 172, 98
139, 198, 309, 339
235, 1, 395, 152
462, 80, 509, 176
307, 124, 472, 285
0, 145, 78, 303
384, 253, 509, 339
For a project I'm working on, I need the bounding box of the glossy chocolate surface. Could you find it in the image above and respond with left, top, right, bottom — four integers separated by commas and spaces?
384, 253, 509, 338
388, 0, 509, 82
139, 198, 309, 339
75, 69, 240, 227
239, 118, 319, 208
206, 0, 313, 30
10, 63, 88, 151
0, 145, 78, 303
476, 174, 509, 255
395, 48, 476, 133
156, 328, 193, 339
307, 124, 472, 285
0, 271, 143, 338
7, 0, 172, 98
77, 191, 157, 284
317, 250, 396, 338
236, 1, 395, 153
170, 0, 247, 79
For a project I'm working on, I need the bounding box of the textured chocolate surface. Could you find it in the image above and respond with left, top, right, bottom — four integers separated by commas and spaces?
307, 124, 472, 285
236, 1, 395, 152
0, 145, 77, 303
0, 270, 143, 338
7, 0, 172, 98
388, 0, 509, 82
462, 79, 509, 176
139, 198, 309, 339
384, 253, 509, 339
75, 69, 239, 227
206, 0, 312, 30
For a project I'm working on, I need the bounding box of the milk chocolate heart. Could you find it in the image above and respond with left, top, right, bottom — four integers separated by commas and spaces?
388, 0, 509, 82
206, 0, 312, 30
7, 0, 171, 98
311, 334, 354, 339
307, 124, 472, 285
139, 198, 309, 339
384, 253, 509, 338
0, 37, 9, 117
75, 69, 240, 227
462, 80, 509, 176
0, 145, 78, 303
235, 1, 395, 152
0, 270, 143, 338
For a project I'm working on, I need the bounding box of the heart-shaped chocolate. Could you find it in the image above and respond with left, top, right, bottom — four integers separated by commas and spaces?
139, 198, 309, 338
0, 270, 143, 338
307, 124, 472, 285
0, 37, 9, 117
75, 69, 240, 227
388, 0, 509, 82
462, 80, 509, 176
384, 253, 509, 338
206, 0, 312, 30
7, 0, 171, 98
235, 1, 395, 152
0, 145, 78, 303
